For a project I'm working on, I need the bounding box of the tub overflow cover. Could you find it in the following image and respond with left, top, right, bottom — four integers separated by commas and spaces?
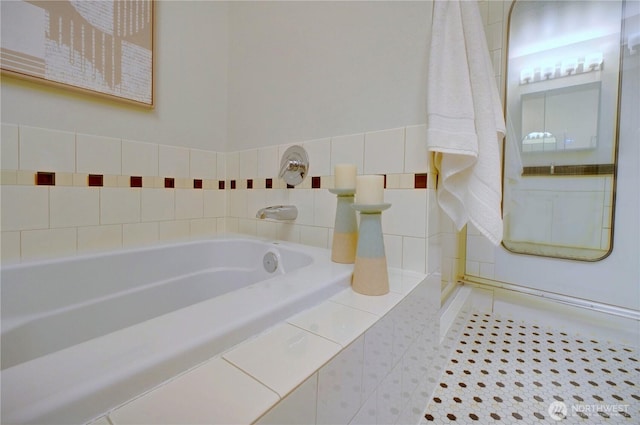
263, 252, 279, 273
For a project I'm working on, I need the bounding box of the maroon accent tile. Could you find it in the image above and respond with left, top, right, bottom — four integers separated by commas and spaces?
88, 174, 103, 187
414, 173, 428, 189
265, 178, 273, 189
230, 180, 236, 189
218, 180, 225, 190
312, 176, 321, 189
247, 179, 253, 189
164, 177, 175, 188
36, 171, 55, 186
287, 184, 294, 189
193, 179, 203, 189
383, 174, 387, 189
130, 176, 143, 187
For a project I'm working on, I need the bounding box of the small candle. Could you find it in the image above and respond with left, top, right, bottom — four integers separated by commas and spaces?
356, 175, 384, 204
334, 164, 357, 189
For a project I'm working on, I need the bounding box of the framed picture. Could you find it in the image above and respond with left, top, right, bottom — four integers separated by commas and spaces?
1, 0, 154, 107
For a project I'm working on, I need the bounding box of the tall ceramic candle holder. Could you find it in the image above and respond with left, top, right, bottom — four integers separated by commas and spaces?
329, 188, 358, 263
351, 203, 391, 296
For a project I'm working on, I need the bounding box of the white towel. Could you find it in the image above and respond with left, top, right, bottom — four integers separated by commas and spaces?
426, 0, 506, 245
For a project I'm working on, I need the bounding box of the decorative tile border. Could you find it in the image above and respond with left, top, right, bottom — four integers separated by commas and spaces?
2, 171, 436, 190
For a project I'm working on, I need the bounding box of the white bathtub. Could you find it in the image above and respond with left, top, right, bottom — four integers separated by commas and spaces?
1, 236, 352, 424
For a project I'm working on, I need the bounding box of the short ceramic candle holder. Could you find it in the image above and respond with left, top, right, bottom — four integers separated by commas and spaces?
329, 188, 358, 264
351, 203, 391, 296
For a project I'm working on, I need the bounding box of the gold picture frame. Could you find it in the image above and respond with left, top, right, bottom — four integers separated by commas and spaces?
1, 0, 154, 108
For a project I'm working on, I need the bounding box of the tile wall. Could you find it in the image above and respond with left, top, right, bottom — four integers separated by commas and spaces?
0, 2, 509, 284
1, 122, 455, 281
0, 123, 226, 262
222, 124, 454, 277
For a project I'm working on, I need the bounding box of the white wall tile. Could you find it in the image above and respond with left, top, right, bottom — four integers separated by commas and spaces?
1, 231, 20, 263
276, 222, 300, 243
175, 189, 203, 219
203, 190, 226, 218
1, 123, 19, 170
265, 188, 289, 206
100, 188, 140, 224
21, 228, 76, 259
238, 218, 257, 236
1, 186, 49, 231
239, 149, 258, 179
466, 260, 480, 276
50, 187, 100, 228
141, 189, 175, 222
227, 189, 248, 219
122, 139, 159, 177
159, 145, 190, 178
299, 225, 328, 248
257, 146, 279, 178
426, 190, 440, 237
123, 222, 159, 247
426, 234, 442, 274
247, 189, 267, 220
256, 374, 318, 425
19, 125, 75, 172
364, 128, 404, 175
331, 133, 364, 174
226, 151, 240, 179
288, 189, 314, 226
256, 220, 278, 240
76, 133, 121, 175
189, 149, 217, 179
190, 218, 217, 237
216, 152, 227, 180
303, 138, 331, 176
382, 190, 427, 237
479, 262, 495, 279
313, 189, 336, 228
404, 124, 428, 173
383, 234, 403, 269
78, 225, 122, 252
158, 220, 190, 241
317, 336, 364, 425
402, 236, 426, 273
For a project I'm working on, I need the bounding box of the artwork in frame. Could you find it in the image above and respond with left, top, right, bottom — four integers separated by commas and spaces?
1, 0, 154, 107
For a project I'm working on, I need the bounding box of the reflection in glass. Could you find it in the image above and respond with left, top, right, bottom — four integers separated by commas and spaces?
502, 0, 623, 261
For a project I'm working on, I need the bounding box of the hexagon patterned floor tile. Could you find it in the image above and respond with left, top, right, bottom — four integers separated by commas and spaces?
422, 313, 639, 424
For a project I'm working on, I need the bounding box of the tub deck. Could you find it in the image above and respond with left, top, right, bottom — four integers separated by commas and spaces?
1, 236, 352, 425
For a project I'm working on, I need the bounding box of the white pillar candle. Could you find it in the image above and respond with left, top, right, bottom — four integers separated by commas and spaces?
356, 175, 384, 204
334, 164, 357, 189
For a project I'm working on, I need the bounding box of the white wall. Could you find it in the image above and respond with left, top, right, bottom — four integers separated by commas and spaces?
227, 1, 431, 151
0, 1, 229, 151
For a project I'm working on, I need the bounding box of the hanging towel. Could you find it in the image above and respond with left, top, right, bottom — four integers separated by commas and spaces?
426, 0, 506, 245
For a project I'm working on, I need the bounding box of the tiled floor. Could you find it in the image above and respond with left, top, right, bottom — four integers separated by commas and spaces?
422, 313, 639, 423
